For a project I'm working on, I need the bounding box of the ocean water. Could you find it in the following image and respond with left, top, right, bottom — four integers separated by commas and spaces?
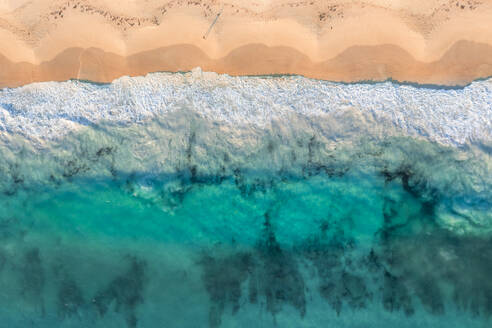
0, 69, 491, 327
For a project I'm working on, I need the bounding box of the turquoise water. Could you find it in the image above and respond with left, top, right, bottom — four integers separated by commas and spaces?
0, 71, 491, 327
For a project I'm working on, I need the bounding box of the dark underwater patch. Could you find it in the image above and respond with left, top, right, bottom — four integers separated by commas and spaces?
92, 256, 147, 328
62, 159, 91, 179
298, 220, 370, 314
200, 212, 307, 327
20, 248, 45, 315
0, 162, 26, 196
371, 167, 492, 318
200, 251, 253, 328
61, 145, 117, 180
381, 269, 414, 315
232, 168, 277, 198
377, 230, 492, 317
252, 212, 307, 318
57, 275, 85, 319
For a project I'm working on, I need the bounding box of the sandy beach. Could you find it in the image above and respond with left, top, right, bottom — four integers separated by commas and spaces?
0, 0, 492, 87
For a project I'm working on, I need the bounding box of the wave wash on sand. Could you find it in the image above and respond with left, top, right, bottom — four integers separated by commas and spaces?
0, 70, 491, 327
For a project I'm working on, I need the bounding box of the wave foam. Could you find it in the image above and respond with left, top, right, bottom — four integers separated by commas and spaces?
0, 68, 491, 146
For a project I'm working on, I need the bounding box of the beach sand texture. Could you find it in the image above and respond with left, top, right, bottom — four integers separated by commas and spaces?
0, 0, 491, 87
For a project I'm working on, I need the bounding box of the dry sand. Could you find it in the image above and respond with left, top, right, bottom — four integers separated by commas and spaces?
0, 0, 492, 87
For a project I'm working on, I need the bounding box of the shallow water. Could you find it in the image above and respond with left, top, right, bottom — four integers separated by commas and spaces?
0, 70, 491, 327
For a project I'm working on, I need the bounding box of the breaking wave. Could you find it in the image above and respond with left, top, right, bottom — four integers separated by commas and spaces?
0, 68, 490, 147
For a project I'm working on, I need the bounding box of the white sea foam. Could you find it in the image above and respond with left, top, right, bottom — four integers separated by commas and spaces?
0, 68, 491, 146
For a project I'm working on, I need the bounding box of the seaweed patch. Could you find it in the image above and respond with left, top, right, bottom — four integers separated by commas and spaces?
92, 256, 147, 328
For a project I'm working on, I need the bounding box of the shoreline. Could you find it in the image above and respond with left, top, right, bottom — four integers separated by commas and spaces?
1, 1, 492, 87
2, 40, 492, 88
4, 65, 491, 92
